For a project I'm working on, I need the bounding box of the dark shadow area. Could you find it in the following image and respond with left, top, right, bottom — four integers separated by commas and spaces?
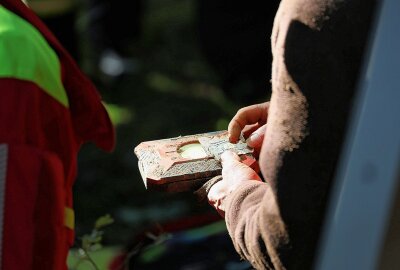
33, 0, 278, 267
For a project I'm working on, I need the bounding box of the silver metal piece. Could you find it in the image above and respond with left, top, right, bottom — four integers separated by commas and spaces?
198, 134, 253, 161
0, 144, 8, 269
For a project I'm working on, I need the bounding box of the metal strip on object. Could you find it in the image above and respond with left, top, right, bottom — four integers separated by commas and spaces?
198, 133, 253, 161
0, 144, 8, 270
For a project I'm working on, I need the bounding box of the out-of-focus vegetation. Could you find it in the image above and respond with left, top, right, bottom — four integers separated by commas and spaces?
74, 0, 237, 249
68, 247, 118, 270
69, 215, 115, 270
62, 0, 274, 267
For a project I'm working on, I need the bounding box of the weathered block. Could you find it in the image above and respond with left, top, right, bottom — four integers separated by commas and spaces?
134, 130, 257, 192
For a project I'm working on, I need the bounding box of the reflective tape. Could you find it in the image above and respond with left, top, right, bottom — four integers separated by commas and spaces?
0, 144, 8, 269
64, 207, 74, 230
0, 5, 69, 107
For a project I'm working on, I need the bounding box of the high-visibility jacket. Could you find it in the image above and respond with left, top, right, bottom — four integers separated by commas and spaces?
0, 0, 115, 269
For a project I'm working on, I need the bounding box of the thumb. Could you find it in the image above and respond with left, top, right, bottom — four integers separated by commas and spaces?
221, 150, 262, 189
221, 150, 241, 166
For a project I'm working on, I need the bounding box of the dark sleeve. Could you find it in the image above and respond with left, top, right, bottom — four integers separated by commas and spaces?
223, 0, 377, 269
225, 181, 288, 269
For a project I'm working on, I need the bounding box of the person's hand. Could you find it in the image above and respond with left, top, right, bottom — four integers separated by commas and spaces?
208, 151, 262, 217
228, 102, 270, 155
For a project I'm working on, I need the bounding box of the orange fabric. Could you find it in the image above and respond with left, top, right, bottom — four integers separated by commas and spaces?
3, 144, 69, 270
0, 1, 115, 269
1, 0, 115, 153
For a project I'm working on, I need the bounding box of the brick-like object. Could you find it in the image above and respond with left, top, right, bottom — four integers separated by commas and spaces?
134, 130, 257, 192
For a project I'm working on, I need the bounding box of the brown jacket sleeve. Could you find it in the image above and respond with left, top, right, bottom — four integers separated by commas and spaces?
225, 181, 288, 269
223, 0, 377, 269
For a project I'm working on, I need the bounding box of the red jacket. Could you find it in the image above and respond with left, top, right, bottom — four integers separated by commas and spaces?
0, 0, 115, 269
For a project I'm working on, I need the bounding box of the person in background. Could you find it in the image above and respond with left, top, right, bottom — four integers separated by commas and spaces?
206, 0, 377, 269
0, 0, 114, 269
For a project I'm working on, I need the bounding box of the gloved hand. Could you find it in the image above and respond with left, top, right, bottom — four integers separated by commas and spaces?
208, 151, 262, 217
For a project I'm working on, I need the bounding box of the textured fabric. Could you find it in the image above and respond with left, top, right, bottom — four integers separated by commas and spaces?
0, 0, 115, 269
3, 145, 67, 270
194, 175, 223, 202
0, 5, 68, 107
1, 0, 115, 152
224, 0, 377, 269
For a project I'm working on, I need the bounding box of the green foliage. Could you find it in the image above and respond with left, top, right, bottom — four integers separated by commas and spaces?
74, 0, 237, 247
103, 103, 133, 126
95, 214, 115, 229
70, 215, 114, 270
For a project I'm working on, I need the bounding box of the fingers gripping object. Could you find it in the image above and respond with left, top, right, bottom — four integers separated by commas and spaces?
134, 131, 259, 192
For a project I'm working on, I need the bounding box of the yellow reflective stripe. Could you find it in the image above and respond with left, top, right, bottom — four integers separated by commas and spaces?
0, 5, 69, 107
64, 207, 75, 230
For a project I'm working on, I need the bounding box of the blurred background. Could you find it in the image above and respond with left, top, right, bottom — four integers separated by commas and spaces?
29, 0, 280, 268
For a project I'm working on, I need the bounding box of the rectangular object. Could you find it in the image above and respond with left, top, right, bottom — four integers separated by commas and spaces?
134, 130, 257, 192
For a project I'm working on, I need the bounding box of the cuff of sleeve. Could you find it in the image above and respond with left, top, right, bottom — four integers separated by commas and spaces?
225, 180, 269, 223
